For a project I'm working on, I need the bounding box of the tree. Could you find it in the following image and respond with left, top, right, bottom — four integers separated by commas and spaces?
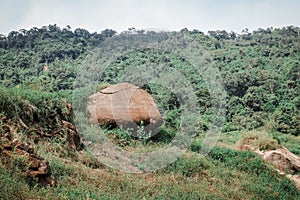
0, 34, 7, 48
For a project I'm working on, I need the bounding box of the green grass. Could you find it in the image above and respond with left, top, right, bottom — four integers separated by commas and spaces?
1, 91, 299, 199
271, 131, 300, 156
1, 146, 299, 200
0, 166, 34, 200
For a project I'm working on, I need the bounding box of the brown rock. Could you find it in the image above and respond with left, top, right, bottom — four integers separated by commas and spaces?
88, 83, 162, 137
238, 142, 300, 190
0, 139, 55, 186
238, 144, 300, 174
287, 174, 300, 190
62, 120, 83, 151
262, 147, 300, 173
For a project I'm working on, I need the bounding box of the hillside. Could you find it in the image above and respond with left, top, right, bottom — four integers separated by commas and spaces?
0, 25, 300, 199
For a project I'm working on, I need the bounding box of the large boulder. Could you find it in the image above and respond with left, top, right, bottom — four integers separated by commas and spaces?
87, 83, 162, 137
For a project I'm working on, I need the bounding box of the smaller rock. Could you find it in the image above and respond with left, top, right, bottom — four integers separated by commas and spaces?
62, 120, 83, 151
286, 174, 300, 190
238, 144, 300, 174
238, 142, 300, 191
262, 147, 300, 173
0, 139, 55, 186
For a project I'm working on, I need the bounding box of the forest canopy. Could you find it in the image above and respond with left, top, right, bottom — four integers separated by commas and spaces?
0, 24, 299, 135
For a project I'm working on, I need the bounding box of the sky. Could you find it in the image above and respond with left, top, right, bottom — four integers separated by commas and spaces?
1, 0, 300, 35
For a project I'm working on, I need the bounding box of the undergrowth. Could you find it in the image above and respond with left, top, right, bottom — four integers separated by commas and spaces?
1, 146, 300, 200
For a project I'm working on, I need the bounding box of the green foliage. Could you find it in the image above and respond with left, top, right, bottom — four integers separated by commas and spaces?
272, 103, 300, 135
0, 86, 71, 125
95, 82, 111, 92
231, 110, 267, 130
0, 166, 34, 200
239, 130, 281, 151
161, 154, 213, 177
209, 147, 269, 176
0, 25, 116, 90
208, 147, 300, 199
1, 25, 300, 134
150, 128, 175, 143
49, 158, 74, 181
104, 128, 133, 147
271, 131, 300, 156
1, 25, 300, 199
11, 152, 31, 174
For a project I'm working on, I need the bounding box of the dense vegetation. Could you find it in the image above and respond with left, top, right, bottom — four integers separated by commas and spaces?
0, 25, 300, 199
1, 25, 299, 135
0, 25, 116, 90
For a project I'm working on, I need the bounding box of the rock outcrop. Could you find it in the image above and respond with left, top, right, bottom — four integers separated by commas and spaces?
0, 137, 55, 186
238, 144, 300, 174
263, 147, 300, 173
0, 108, 83, 187
62, 120, 83, 151
88, 83, 162, 137
238, 143, 300, 190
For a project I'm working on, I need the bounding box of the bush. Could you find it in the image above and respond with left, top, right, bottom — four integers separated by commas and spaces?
0, 86, 71, 125
49, 158, 74, 181
0, 166, 33, 200
160, 154, 213, 177
272, 103, 300, 135
208, 147, 300, 199
239, 130, 280, 151
232, 111, 268, 130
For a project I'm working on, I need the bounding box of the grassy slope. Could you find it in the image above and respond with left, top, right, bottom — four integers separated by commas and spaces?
1, 93, 299, 200
1, 146, 300, 200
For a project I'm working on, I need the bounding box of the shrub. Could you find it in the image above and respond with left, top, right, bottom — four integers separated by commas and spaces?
0, 166, 33, 200
49, 158, 74, 180
208, 147, 300, 199
238, 130, 280, 151
160, 154, 213, 177
272, 104, 300, 135
0, 86, 70, 125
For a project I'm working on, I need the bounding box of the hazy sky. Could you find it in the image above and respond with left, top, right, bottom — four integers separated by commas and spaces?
1, 0, 299, 35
